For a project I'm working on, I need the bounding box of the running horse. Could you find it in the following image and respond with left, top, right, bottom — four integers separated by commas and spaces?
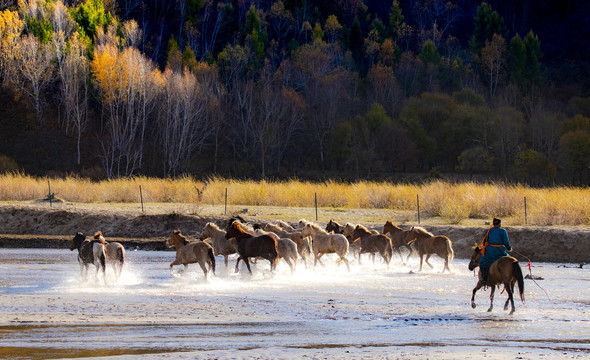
404, 226, 454, 273
382, 220, 414, 264
167, 229, 216, 280
301, 223, 350, 271
70, 232, 106, 281
468, 243, 525, 315
225, 221, 279, 274
351, 224, 393, 266
94, 231, 125, 278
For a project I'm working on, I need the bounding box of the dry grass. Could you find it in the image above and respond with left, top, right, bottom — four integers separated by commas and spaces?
1, 173, 589, 225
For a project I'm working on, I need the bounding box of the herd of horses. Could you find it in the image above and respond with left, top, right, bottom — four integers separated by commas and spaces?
69, 216, 525, 314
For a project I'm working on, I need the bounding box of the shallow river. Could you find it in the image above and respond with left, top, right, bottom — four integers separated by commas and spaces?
0, 249, 588, 359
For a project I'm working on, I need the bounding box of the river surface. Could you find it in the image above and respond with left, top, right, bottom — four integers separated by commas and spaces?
0, 249, 588, 359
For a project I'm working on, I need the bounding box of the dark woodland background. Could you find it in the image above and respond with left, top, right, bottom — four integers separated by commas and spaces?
1, 0, 590, 185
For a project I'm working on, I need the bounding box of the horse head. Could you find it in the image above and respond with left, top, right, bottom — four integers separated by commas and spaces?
167, 229, 186, 248
70, 232, 86, 251
468, 242, 482, 271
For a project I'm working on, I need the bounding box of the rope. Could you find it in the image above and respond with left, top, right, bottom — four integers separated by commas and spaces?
511, 249, 553, 303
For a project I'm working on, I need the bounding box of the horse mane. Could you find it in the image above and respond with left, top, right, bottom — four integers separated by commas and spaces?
205, 222, 222, 231
231, 221, 252, 236
355, 224, 371, 234
413, 226, 434, 237
93, 231, 107, 244
385, 220, 403, 231
307, 222, 327, 234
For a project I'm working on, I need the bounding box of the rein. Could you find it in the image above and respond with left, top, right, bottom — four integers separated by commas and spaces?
511, 249, 553, 303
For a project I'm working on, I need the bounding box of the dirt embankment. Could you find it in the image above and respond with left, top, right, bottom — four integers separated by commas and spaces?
0, 205, 588, 264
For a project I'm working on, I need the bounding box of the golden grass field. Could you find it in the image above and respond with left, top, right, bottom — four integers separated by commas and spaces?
1, 173, 589, 226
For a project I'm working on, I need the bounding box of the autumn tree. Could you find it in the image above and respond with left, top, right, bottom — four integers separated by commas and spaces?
480, 33, 506, 99
91, 42, 160, 177
0, 9, 23, 83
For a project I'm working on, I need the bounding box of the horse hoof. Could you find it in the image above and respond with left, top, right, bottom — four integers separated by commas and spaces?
471, 303, 476, 309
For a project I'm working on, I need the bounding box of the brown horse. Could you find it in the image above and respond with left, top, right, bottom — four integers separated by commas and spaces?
167, 230, 216, 280
225, 222, 279, 274
301, 223, 350, 271
201, 222, 237, 267
468, 244, 525, 315
70, 232, 106, 281
405, 226, 454, 273
94, 231, 125, 278
325, 219, 344, 234
352, 225, 393, 266
382, 220, 414, 263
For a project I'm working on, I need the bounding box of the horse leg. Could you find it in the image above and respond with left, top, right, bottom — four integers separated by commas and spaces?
487, 286, 496, 312
505, 282, 516, 315
471, 281, 484, 308
418, 254, 424, 271
424, 254, 434, 268
235, 257, 242, 273
396, 247, 405, 265
224, 255, 229, 268
244, 257, 253, 274
198, 261, 208, 280
342, 257, 350, 272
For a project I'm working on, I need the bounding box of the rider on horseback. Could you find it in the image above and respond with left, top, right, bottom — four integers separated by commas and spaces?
479, 218, 511, 284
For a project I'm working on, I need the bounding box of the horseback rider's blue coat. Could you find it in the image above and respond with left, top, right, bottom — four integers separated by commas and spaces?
479, 227, 511, 270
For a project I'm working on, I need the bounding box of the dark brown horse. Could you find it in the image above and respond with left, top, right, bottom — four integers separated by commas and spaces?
70, 232, 106, 281
352, 225, 393, 266
325, 219, 344, 234
468, 244, 525, 315
405, 226, 454, 273
382, 220, 414, 264
225, 221, 279, 274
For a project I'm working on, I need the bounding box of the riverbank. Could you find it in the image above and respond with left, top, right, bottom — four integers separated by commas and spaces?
1, 203, 589, 263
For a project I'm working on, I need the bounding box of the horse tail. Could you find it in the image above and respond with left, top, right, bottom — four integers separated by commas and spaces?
446, 238, 454, 263
513, 261, 525, 302
117, 246, 125, 267
208, 247, 216, 274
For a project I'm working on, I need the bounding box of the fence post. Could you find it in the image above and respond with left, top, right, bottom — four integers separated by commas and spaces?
225, 188, 228, 215
48, 180, 52, 208
315, 192, 318, 221
524, 196, 527, 225
417, 194, 420, 224
139, 185, 144, 212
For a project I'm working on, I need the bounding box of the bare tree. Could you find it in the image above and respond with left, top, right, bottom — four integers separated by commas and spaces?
60, 33, 89, 166
157, 68, 210, 176
13, 35, 54, 126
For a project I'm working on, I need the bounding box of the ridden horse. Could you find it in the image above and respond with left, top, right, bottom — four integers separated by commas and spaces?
352, 225, 393, 266
301, 223, 350, 271
325, 219, 344, 234
225, 221, 279, 274
264, 223, 312, 265
94, 231, 125, 278
468, 244, 525, 315
166, 230, 216, 280
201, 222, 237, 267
70, 232, 106, 281
405, 226, 454, 273
382, 220, 415, 263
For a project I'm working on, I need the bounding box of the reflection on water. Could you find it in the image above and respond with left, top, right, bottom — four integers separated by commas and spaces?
0, 249, 589, 359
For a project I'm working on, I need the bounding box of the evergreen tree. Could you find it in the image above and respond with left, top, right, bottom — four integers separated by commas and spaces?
469, 2, 508, 56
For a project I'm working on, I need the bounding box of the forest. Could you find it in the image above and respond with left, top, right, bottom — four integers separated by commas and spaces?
1, 0, 590, 185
